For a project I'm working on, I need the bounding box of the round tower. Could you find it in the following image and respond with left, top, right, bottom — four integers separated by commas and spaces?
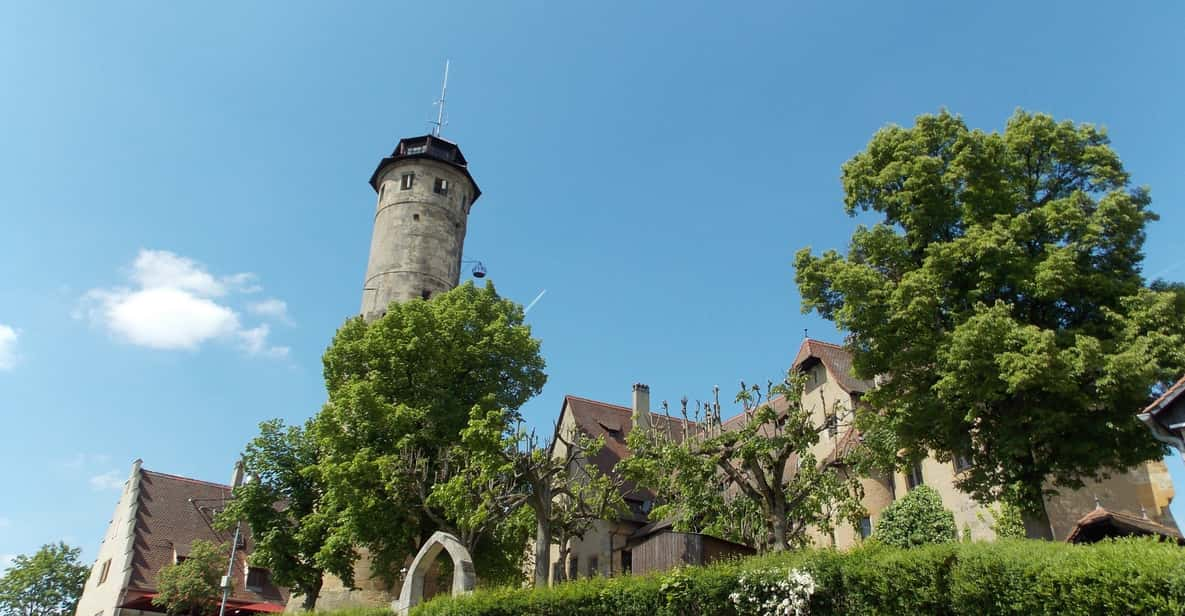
361, 134, 481, 319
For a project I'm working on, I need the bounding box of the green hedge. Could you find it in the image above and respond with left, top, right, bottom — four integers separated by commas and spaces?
409, 538, 1185, 616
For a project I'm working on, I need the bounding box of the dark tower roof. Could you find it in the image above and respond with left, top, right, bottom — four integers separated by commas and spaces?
368, 134, 481, 201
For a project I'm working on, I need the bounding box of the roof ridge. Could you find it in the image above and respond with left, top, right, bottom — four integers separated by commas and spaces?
805, 338, 844, 348
565, 394, 632, 413
141, 468, 231, 490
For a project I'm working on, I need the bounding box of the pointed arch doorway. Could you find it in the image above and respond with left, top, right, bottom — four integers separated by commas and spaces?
393, 531, 476, 614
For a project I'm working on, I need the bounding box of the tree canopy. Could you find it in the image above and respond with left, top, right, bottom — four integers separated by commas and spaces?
311, 281, 547, 580
871, 485, 957, 548
215, 419, 346, 610
795, 110, 1185, 534
0, 542, 88, 616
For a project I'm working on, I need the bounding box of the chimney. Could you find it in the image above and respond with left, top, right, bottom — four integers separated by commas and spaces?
632, 383, 651, 430
230, 459, 245, 489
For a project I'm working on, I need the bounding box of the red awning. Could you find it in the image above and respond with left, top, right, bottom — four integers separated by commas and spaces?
118, 591, 284, 614
236, 603, 286, 613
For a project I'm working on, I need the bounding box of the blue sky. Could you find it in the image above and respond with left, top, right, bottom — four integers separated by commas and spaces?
1, 1, 1183, 568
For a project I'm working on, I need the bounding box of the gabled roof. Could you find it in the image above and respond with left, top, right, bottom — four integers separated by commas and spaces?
1144, 375, 1185, 419
792, 339, 875, 394
1065, 506, 1184, 544
560, 395, 695, 505
128, 468, 287, 608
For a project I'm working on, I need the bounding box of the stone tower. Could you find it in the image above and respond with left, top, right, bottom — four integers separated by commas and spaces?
361, 134, 481, 319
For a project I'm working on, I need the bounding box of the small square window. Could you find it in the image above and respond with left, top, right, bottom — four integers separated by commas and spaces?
401, 173, 414, 190
825, 412, 838, 438
954, 454, 973, 473
413, 213, 420, 221
433, 177, 449, 195
421, 289, 431, 300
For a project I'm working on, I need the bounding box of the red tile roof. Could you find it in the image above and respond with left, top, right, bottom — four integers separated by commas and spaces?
128, 468, 287, 608
792, 339, 874, 394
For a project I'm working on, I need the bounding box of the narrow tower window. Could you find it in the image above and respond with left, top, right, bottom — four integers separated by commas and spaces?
421, 289, 431, 300
433, 177, 450, 195
401, 173, 415, 190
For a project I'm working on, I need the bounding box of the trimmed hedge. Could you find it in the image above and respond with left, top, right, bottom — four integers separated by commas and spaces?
410, 538, 1185, 616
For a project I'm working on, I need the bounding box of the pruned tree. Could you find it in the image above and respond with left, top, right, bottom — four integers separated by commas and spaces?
460, 403, 625, 587
621, 373, 864, 552
795, 109, 1185, 537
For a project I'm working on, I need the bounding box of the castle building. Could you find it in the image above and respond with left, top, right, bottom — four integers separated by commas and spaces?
547, 339, 1180, 580
72, 461, 287, 616
360, 134, 480, 319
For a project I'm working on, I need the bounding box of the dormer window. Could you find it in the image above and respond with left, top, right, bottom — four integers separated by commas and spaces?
401, 173, 415, 190
406, 144, 427, 155
434, 178, 450, 195
245, 566, 270, 591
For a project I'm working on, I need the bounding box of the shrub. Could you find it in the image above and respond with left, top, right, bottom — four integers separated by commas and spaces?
409, 539, 1185, 616
870, 485, 957, 548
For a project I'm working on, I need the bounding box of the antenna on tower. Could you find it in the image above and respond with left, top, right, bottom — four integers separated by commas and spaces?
431, 60, 450, 137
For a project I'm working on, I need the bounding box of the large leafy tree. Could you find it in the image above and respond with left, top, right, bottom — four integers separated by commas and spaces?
0, 542, 88, 616
311, 282, 547, 581
796, 110, 1185, 536
621, 374, 865, 552
152, 540, 225, 616
215, 419, 348, 611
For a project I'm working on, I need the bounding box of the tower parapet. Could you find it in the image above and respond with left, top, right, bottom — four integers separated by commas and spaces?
361, 134, 481, 319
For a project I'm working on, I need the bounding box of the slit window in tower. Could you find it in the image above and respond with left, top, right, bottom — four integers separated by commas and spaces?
401, 173, 414, 190
907, 462, 924, 490
421, 289, 431, 300
434, 177, 450, 195
413, 214, 420, 221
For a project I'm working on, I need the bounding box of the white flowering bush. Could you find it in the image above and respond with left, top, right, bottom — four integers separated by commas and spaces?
728, 567, 817, 616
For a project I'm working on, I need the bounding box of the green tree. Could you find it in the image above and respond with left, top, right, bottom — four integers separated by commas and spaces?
152, 540, 225, 616
215, 420, 347, 611
0, 542, 88, 616
311, 282, 547, 582
795, 110, 1185, 536
621, 373, 865, 552
871, 485, 957, 548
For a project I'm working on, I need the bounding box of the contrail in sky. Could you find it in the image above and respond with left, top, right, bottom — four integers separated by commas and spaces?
524, 289, 548, 314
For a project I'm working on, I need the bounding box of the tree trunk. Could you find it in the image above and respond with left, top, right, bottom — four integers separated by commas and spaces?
534, 515, 551, 587
1022, 496, 1054, 540
300, 574, 323, 611
768, 502, 789, 551
555, 538, 571, 583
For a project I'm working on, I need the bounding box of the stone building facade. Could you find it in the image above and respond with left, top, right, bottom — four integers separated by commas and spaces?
546, 338, 1179, 581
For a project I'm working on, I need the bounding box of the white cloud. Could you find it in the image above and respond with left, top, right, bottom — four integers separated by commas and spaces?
89, 470, 125, 491
79, 250, 288, 357
0, 324, 17, 370
238, 324, 289, 359
248, 299, 292, 324
0, 554, 14, 572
